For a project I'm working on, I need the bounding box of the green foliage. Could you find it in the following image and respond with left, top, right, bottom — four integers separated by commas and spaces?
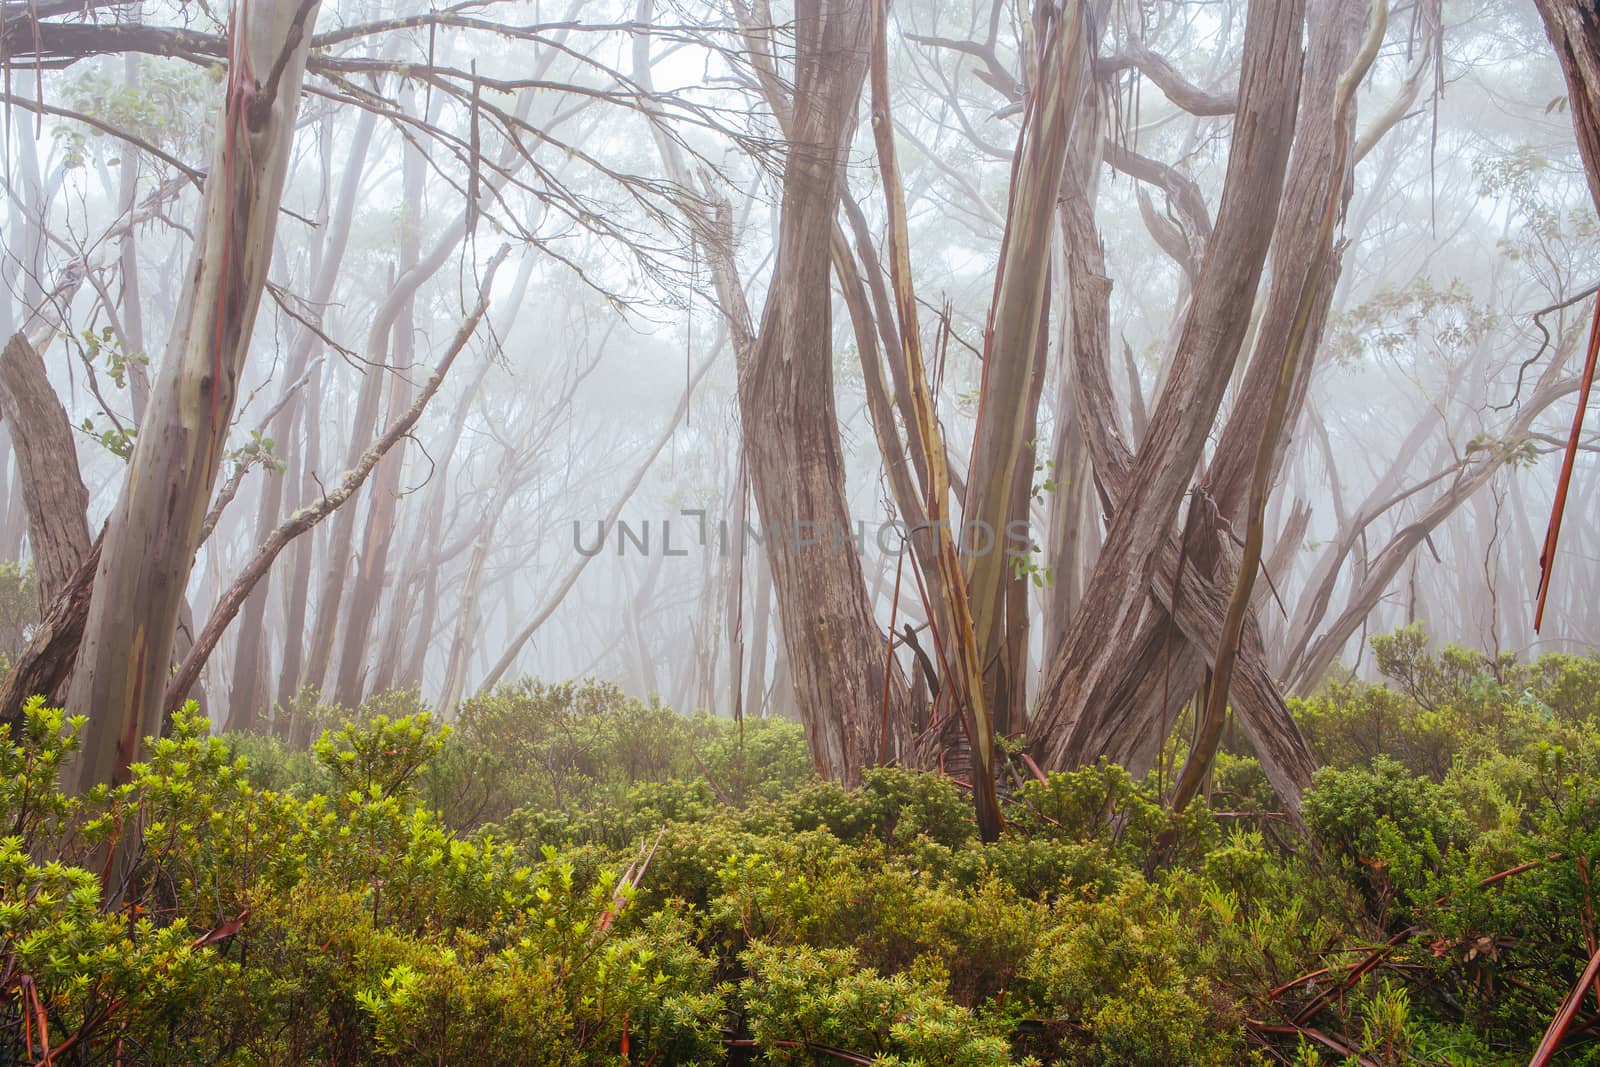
0, 703, 721, 1065
1022, 878, 1252, 1067
740, 941, 1017, 1066
313, 709, 447, 801
11, 637, 1600, 1065
61, 63, 216, 160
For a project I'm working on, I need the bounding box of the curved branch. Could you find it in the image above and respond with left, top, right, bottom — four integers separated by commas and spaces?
1099, 44, 1237, 116
164, 247, 510, 713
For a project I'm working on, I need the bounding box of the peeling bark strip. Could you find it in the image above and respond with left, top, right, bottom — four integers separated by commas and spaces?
866, 0, 1004, 837
963, 1, 1089, 748
0, 333, 90, 605
67, 0, 322, 797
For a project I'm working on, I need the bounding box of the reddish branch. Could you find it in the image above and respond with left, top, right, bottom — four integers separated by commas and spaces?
1534, 297, 1600, 631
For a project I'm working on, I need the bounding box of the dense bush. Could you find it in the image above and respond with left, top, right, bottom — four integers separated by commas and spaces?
8, 633, 1600, 1064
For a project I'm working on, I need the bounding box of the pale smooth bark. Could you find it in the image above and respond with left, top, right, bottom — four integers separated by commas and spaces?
68, 1, 322, 797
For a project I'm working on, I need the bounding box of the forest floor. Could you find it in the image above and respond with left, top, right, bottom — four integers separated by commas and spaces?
6, 626, 1600, 1065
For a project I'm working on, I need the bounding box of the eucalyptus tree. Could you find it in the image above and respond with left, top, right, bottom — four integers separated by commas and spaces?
67, 1, 323, 801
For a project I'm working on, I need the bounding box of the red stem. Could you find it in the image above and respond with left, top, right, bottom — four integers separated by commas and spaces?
1535, 295, 1600, 632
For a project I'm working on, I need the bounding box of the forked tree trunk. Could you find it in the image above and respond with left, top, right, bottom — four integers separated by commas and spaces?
1170, 0, 1388, 810
68, 1, 321, 800
1044, 0, 1451, 814
1033, 0, 1305, 776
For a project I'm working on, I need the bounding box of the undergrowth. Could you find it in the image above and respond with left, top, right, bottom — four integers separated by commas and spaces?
4, 633, 1600, 1064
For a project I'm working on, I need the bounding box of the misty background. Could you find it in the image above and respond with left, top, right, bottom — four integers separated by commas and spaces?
0, 0, 1592, 729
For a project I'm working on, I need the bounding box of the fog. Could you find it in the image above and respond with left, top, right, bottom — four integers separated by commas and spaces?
0, 0, 1594, 742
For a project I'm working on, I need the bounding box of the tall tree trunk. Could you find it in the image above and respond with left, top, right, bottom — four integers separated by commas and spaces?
743, 554, 773, 717
735, 0, 906, 785
383, 254, 535, 694
624, 551, 666, 697
726, 465, 750, 723
963, 2, 1088, 743
68, 1, 321, 804
331, 93, 425, 708
277, 357, 322, 744
0, 433, 23, 563
637, 0, 915, 770
1534, 1, 1600, 216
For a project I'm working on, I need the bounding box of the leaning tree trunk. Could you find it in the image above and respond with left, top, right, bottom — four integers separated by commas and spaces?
1171, 0, 1389, 810
0, 334, 91, 607
636, 0, 907, 779
1137, 0, 1381, 806
67, 1, 321, 799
